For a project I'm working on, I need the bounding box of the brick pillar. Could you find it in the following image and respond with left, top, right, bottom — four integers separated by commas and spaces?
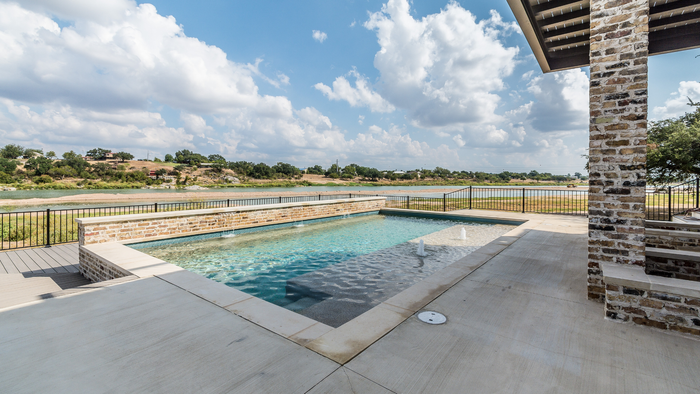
587, 0, 648, 301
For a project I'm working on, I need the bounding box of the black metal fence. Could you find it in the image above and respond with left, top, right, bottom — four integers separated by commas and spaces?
4, 181, 699, 250
0, 193, 361, 251
384, 186, 588, 216
646, 179, 700, 221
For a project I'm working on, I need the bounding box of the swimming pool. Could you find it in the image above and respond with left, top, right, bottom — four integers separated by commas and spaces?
132, 212, 514, 326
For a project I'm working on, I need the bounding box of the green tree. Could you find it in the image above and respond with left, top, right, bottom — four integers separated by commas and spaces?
164, 154, 174, 162
154, 169, 168, 179
306, 165, 324, 175
59, 151, 90, 173
250, 162, 274, 179
272, 162, 300, 177
113, 152, 134, 162
0, 144, 24, 159
208, 154, 226, 163
174, 150, 207, 166
22, 148, 43, 159
48, 166, 77, 180
0, 158, 18, 174
86, 148, 110, 160
25, 157, 53, 176
46, 151, 56, 159
647, 102, 700, 185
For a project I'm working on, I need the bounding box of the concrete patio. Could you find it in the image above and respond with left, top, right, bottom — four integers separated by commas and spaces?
0, 210, 698, 393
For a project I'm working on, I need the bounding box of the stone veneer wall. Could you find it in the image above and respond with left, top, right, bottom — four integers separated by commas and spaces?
605, 284, 700, 337
645, 221, 700, 281
79, 246, 130, 282
587, 0, 649, 301
78, 198, 385, 245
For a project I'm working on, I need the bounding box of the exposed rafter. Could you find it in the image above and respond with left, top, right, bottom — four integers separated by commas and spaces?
508, 0, 700, 72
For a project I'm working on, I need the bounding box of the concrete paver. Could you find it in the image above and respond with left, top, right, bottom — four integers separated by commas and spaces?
1, 211, 699, 393
0, 276, 339, 394
345, 216, 700, 393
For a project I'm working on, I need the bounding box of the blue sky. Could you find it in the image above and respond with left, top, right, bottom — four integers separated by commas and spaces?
0, 0, 698, 174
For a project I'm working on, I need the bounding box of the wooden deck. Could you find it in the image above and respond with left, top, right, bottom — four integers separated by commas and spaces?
0, 243, 90, 309
0, 243, 79, 274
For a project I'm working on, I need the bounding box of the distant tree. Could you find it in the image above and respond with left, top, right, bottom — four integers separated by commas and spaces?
325, 164, 340, 177
228, 161, 254, 177
22, 148, 43, 159
272, 162, 300, 177
342, 165, 357, 177
306, 165, 324, 175
0, 172, 13, 184
174, 150, 207, 166
46, 151, 56, 160
208, 154, 226, 163
647, 102, 700, 185
364, 168, 381, 181
113, 152, 134, 162
90, 162, 113, 178
154, 169, 168, 179
48, 166, 77, 180
25, 157, 53, 176
0, 158, 18, 174
250, 162, 274, 179
59, 151, 90, 173
164, 154, 174, 162
0, 144, 24, 159
209, 162, 226, 174
153, 157, 162, 163
86, 148, 110, 160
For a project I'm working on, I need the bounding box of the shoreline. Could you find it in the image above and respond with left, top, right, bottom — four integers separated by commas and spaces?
1, 185, 588, 208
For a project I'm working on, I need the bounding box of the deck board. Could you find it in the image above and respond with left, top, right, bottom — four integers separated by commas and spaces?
5, 251, 40, 273
24, 248, 68, 274
0, 244, 80, 275
33, 247, 77, 273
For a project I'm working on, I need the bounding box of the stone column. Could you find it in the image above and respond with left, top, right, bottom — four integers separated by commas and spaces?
587, 0, 649, 301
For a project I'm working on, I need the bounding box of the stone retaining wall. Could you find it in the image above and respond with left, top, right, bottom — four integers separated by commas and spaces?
605, 284, 700, 337
79, 246, 130, 282
645, 221, 700, 281
646, 255, 700, 282
76, 197, 385, 245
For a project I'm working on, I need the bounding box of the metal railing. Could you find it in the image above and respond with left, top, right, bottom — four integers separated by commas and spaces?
4, 181, 698, 250
646, 179, 700, 221
0, 193, 362, 251
384, 186, 589, 216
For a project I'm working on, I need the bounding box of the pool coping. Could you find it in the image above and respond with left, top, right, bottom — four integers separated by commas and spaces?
79, 209, 537, 365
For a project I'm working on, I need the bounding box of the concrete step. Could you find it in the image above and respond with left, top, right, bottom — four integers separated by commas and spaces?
646, 247, 700, 262
646, 228, 700, 239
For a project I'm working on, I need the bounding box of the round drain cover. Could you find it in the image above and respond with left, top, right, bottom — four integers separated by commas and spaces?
417, 311, 446, 325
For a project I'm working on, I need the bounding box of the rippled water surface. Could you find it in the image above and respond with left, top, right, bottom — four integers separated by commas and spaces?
135, 214, 485, 303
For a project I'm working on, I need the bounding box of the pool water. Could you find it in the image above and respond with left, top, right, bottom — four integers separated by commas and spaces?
133, 214, 472, 304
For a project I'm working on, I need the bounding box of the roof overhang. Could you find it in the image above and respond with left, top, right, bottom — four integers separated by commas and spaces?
507, 0, 700, 73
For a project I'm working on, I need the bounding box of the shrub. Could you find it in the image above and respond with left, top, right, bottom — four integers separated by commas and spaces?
33, 175, 53, 184
0, 172, 13, 184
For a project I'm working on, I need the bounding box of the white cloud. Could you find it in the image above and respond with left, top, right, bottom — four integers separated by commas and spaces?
314, 70, 395, 113
452, 134, 465, 147
312, 30, 327, 43
0, 99, 194, 152
360, 0, 519, 130
652, 81, 700, 120
358, 115, 364, 125
522, 69, 589, 133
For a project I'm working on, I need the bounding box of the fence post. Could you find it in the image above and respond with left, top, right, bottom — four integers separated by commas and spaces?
668, 186, 673, 221
319, 194, 321, 201
406, 196, 410, 210
279, 196, 282, 204
45, 209, 51, 248
154, 202, 158, 213
522, 188, 525, 213
696, 179, 699, 209
443, 194, 446, 212
227, 199, 230, 208
469, 186, 472, 210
